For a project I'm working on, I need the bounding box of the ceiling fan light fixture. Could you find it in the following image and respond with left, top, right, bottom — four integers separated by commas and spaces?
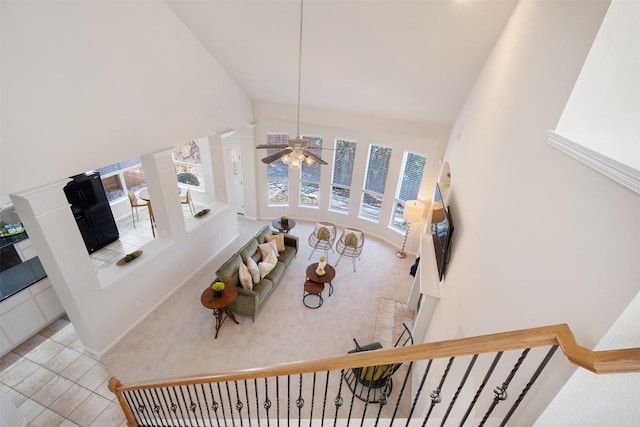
290, 157, 301, 169
282, 153, 292, 165
304, 156, 315, 166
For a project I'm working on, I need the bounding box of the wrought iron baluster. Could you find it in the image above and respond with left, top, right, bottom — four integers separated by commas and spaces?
233, 380, 244, 427
287, 375, 291, 425
297, 373, 304, 427
200, 383, 213, 425
264, 377, 272, 427
224, 381, 235, 427
479, 348, 531, 427
178, 385, 196, 427
321, 370, 330, 427
184, 384, 201, 427
122, 391, 140, 425
441, 354, 478, 426
152, 388, 171, 425
158, 387, 178, 426
386, 361, 414, 426
459, 351, 503, 427
141, 388, 162, 426
131, 389, 153, 426
208, 383, 221, 427
216, 382, 229, 426
500, 345, 559, 426
333, 369, 346, 426
309, 372, 317, 427
276, 376, 281, 427
425, 357, 455, 423
407, 359, 433, 423
253, 378, 260, 426
192, 384, 207, 426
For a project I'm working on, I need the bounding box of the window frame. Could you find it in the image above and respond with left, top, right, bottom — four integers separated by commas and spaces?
266, 133, 290, 206
299, 135, 323, 208
359, 144, 393, 222
390, 151, 427, 233
329, 138, 357, 214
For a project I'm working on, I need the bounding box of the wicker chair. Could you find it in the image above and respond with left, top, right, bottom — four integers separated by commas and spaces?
335, 228, 365, 272
344, 323, 414, 403
307, 222, 336, 261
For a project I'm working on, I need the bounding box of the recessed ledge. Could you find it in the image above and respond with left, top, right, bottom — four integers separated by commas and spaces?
547, 131, 640, 194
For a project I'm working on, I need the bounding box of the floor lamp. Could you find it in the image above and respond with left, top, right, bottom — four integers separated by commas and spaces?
396, 200, 426, 258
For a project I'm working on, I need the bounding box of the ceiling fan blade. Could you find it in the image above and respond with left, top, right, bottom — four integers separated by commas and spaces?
261, 148, 293, 164
256, 144, 289, 150
302, 149, 328, 165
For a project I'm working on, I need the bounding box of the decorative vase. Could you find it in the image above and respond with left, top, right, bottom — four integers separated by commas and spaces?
281, 218, 288, 226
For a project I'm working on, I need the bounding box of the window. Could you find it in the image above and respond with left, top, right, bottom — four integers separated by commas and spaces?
360, 144, 392, 221
97, 157, 146, 202
391, 152, 427, 231
329, 139, 357, 213
266, 133, 289, 205
173, 141, 204, 189
300, 135, 322, 207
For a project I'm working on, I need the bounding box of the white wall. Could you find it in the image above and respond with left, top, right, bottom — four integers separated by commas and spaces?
555, 0, 640, 170
1, 0, 254, 355
0, 0, 253, 195
253, 101, 451, 253
423, 0, 640, 424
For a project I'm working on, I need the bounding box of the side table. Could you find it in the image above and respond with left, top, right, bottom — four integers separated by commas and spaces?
306, 262, 335, 296
200, 285, 239, 338
272, 218, 296, 234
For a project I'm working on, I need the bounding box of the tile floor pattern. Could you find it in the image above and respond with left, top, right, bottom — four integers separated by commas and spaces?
0, 316, 126, 426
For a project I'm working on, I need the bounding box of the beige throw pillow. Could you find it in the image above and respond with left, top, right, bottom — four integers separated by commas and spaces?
238, 261, 253, 290
258, 248, 278, 278
246, 256, 261, 284
265, 233, 286, 252
258, 239, 279, 260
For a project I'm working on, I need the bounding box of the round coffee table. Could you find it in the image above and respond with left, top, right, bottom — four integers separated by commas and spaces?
200, 285, 239, 338
306, 262, 335, 296
272, 218, 296, 233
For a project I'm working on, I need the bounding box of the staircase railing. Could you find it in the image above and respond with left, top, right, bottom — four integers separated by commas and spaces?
109, 323, 640, 426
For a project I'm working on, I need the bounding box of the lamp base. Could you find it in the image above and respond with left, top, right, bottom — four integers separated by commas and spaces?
395, 251, 407, 259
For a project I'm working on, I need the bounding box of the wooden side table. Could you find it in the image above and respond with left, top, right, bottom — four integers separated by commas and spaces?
272, 218, 296, 233
200, 285, 239, 338
303, 280, 324, 309
306, 263, 335, 296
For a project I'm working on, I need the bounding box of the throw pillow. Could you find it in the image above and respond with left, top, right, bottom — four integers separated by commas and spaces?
344, 229, 362, 248
258, 239, 279, 260
315, 223, 333, 241
265, 233, 286, 252
258, 248, 278, 278
238, 261, 253, 290
246, 256, 261, 284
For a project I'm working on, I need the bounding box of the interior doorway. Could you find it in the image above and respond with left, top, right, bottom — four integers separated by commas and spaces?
223, 145, 245, 215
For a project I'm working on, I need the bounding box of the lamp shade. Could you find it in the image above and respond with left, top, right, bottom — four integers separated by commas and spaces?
403, 200, 426, 223
432, 201, 446, 223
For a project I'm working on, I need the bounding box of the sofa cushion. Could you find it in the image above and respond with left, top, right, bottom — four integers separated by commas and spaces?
215, 254, 243, 288
277, 245, 297, 266
253, 279, 274, 304
264, 261, 286, 285
239, 238, 260, 264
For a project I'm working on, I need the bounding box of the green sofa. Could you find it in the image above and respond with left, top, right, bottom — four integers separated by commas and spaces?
214, 225, 298, 321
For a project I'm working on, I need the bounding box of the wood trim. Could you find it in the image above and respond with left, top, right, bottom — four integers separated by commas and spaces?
111, 324, 640, 393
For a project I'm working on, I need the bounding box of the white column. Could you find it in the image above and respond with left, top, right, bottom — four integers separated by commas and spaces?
11, 182, 101, 353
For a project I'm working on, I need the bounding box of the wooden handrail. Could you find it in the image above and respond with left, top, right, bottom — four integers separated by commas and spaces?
110, 323, 640, 393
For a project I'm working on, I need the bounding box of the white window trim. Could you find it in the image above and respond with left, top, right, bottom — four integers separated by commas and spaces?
547, 130, 640, 193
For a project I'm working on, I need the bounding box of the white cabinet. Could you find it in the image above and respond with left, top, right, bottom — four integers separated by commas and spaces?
0, 277, 65, 356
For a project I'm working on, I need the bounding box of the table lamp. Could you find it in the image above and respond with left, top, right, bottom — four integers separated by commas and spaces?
396, 200, 426, 258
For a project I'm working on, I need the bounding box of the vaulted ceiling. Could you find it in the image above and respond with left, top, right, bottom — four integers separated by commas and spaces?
166, 0, 518, 124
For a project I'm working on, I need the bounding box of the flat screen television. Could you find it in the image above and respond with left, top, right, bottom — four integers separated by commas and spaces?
431, 183, 454, 281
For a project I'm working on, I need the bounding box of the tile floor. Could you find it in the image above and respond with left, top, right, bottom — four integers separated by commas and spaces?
0, 316, 126, 426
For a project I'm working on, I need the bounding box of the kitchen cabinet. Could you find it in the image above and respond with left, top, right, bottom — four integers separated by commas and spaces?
0, 277, 65, 356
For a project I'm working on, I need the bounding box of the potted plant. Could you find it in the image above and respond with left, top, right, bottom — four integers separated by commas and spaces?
281, 215, 289, 225
211, 281, 225, 298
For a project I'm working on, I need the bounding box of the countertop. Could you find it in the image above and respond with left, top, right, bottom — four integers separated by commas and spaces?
0, 257, 47, 302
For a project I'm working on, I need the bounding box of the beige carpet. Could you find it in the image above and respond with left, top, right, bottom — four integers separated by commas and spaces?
103, 217, 416, 385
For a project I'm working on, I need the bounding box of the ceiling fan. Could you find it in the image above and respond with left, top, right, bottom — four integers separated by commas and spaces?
256, 0, 328, 169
